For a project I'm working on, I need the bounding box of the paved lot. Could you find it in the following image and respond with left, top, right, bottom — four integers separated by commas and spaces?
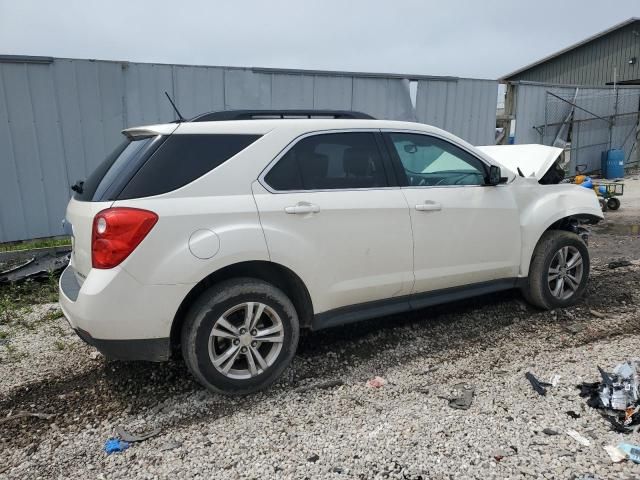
1, 179, 640, 479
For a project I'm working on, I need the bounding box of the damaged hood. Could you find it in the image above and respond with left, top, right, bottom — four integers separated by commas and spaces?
477, 144, 564, 181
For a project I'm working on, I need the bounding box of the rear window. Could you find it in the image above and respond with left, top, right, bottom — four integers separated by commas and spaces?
117, 134, 261, 199
74, 137, 157, 201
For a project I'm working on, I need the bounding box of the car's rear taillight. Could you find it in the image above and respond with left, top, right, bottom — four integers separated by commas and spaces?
91, 208, 158, 269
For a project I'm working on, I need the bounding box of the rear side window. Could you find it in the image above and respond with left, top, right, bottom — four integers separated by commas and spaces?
118, 134, 261, 199
264, 132, 388, 191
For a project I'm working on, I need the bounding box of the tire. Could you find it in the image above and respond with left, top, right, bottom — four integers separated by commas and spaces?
607, 197, 620, 211
521, 230, 590, 310
181, 278, 300, 395
599, 198, 608, 212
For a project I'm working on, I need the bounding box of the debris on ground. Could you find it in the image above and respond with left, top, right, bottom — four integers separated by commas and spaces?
115, 426, 161, 443
566, 410, 581, 419
525, 372, 551, 396
566, 429, 591, 447
0, 411, 55, 424
295, 379, 344, 393
579, 359, 640, 432
447, 383, 474, 410
159, 440, 183, 452
0, 250, 70, 284
618, 443, 640, 463
550, 374, 562, 387
608, 259, 633, 269
589, 310, 606, 319
604, 445, 627, 463
366, 376, 386, 388
104, 438, 130, 454
542, 428, 559, 435
307, 454, 320, 463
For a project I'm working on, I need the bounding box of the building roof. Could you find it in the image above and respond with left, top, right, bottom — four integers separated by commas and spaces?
500, 17, 640, 81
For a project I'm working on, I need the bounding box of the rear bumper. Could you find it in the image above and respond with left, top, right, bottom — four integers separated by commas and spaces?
59, 264, 193, 362
74, 328, 170, 362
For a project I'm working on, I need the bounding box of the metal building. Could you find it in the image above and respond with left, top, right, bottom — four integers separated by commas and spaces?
0, 55, 498, 243
501, 18, 640, 85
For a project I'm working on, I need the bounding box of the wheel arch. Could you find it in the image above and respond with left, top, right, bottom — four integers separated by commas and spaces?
169, 260, 314, 353
520, 212, 601, 276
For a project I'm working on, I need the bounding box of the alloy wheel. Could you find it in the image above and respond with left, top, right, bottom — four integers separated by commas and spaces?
208, 302, 284, 380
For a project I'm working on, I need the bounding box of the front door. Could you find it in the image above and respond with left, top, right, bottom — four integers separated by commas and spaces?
383, 131, 521, 294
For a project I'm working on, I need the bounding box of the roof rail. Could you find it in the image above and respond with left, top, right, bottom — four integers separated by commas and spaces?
190, 109, 375, 122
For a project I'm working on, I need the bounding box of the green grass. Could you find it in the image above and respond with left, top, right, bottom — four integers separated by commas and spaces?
0, 237, 71, 253
0, 274, 61, 326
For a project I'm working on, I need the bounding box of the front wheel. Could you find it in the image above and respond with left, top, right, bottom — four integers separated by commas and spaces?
181, 278, 300, 394
521, 230, 590, 310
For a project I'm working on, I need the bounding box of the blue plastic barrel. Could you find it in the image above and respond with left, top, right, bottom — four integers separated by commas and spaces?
601, 149, 625, 179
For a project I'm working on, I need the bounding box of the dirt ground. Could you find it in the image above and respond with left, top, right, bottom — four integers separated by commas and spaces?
1, 179, 639, 479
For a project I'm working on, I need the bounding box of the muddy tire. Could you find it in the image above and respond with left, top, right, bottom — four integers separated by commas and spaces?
607, 197, 620, 211
181, 278, 299, 395
521, 230, 590, 310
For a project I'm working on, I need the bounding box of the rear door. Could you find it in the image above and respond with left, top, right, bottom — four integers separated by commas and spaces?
252, 131, 414, 316
383, 131, 521, 294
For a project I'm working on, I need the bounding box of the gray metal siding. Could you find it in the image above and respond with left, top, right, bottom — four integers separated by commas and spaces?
0, 57, 498, 242
507, 22, 640, 85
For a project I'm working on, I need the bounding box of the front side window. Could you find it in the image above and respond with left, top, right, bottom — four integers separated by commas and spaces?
264, 132, 388, 191
388, 133, 486, 186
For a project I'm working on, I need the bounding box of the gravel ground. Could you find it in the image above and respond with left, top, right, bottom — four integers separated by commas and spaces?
1, 197, 640, 479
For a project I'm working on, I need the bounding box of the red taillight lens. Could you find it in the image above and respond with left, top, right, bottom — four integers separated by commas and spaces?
92, 208, 158, 269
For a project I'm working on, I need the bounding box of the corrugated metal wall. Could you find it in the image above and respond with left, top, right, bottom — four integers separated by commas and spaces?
504, 20, 640, 85
0, 57, 497, 242
511, 81, 640, 173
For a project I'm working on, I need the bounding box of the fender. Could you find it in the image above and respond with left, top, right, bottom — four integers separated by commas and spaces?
515, 179, 603, 276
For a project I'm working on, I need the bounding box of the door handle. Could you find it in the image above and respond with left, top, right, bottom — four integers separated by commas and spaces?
284, 203, 320, 214
415, 202, 442, 212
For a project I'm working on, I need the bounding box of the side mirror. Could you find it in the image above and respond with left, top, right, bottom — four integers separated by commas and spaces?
487, 165, 501, 186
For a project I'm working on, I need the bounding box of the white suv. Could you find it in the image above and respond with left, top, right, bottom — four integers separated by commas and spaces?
59, 110, 603, 394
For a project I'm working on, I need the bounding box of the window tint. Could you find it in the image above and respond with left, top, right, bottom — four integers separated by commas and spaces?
118, 134, 261, 199
264, 132, 388, 191
388, 133, 486, 186
74, 138, 154, 201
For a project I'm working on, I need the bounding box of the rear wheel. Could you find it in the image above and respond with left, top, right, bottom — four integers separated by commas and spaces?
181, 278, 299, 394
522, 230, 590, 310
607, 197, 620, 210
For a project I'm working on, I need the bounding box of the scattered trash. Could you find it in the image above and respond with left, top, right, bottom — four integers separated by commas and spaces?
0, 250, 70, 284
589, 310, 606, 319
115, 426, 161, 443
89, 351, 102, 360
159, 440, 182, 452
525, 372, 551, 396
566, 429, 591, 447
578, 359, 640, 433
448, 383, 474, 410
296, 379, 344, 393
307, 454, 320, 463
366, 376, 386, 389
104, 438, 130, 454
618, 443, 640, 463
608, 259, 632, 269
566, 410, 581, 419
603, 445, 627, 463
550, 374, 562, 387
0, 411, 55, 424
542, 428, 559, 436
